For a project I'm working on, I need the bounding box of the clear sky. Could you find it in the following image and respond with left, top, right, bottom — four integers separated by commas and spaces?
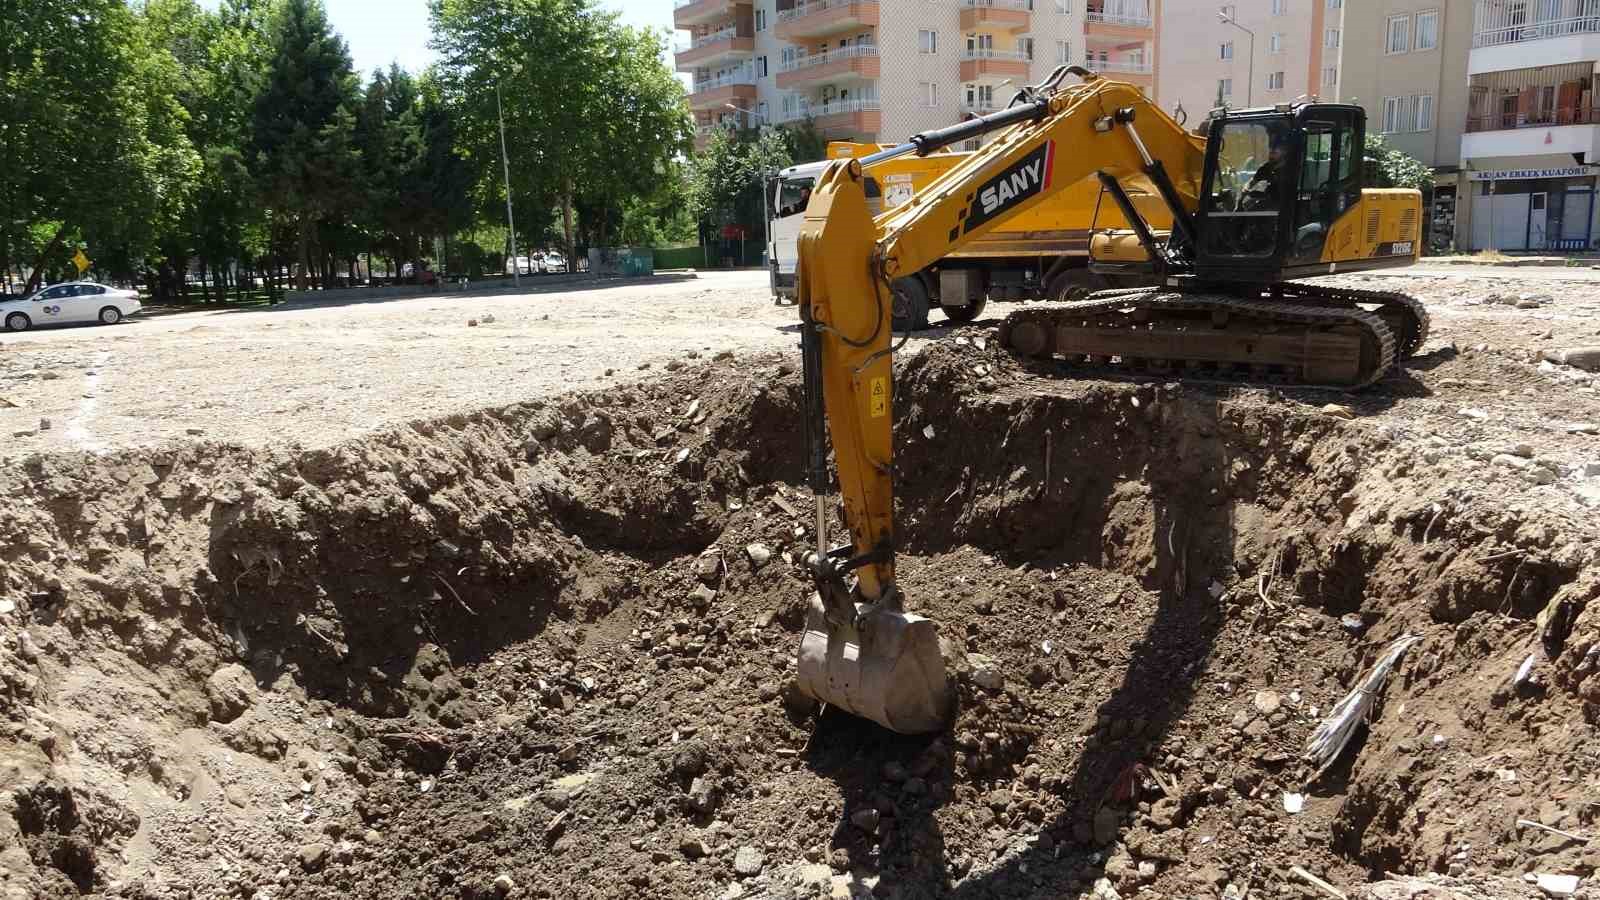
200, 1, 681, 78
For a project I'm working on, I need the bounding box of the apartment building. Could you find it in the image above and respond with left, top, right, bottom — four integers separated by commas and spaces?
1158, 0, 1339, 129
675, 0, 1159, 150
1454, 0, 1600, 250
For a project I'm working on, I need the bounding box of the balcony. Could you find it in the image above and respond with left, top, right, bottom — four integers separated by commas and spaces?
775, 0, 879, 41
960, 48, 1031, 81
674, 0, 750, 28
687, 72, 758, 109
1470, 1, 1600, 73
675, 26, 755, 69
960, 0, 1032, 33
776, 44, 880, 89
778, 99, 882, 139
961, 99, 1003, 115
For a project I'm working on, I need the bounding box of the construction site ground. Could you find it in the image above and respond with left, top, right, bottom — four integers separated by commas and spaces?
2, 264, 1599, 900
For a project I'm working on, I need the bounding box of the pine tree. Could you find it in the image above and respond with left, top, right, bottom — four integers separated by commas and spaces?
249, 0, 362, 289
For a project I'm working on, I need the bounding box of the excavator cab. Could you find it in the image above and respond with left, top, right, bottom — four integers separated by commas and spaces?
1192, 104, 1411, 281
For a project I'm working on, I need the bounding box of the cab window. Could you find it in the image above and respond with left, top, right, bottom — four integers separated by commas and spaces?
1202, 119, 1289, 258
775, 177, 815, 219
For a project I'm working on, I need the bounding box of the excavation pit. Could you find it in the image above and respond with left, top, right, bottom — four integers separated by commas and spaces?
1, 338, 1596, 900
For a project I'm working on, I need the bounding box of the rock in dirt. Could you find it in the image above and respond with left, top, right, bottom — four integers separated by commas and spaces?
968, 654, 1005, 691
1092, 877, 1123, 900
297, 843, 328, 872
1319, 404, 1355, 420
734, 846, 766, 877
1252, 690, 1283, 715
1544, 347, 1600, 371
1567, 423, 1599, 434
1493, 454, 1532, 471
493, 874, 516, 896
1093, 806, 1121, 845
850, 807, 881, 833
680, 837, 711, 859
688, 776, 718, 813
673, 741, 710, 778
206, 664, 256, 723
745, 543, 772, 568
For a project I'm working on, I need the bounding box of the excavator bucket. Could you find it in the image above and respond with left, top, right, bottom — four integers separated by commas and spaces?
795, 593, 951, 734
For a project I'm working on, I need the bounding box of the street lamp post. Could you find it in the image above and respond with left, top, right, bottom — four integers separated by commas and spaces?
1218, 9, 1256, 107
497, 81, 520, 287
724, 102, 770, 128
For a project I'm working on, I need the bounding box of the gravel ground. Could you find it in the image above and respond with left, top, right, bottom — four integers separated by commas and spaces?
0, 271, 789, 455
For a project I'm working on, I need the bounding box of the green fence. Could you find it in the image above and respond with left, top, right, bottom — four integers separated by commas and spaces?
653, 244, 766, 269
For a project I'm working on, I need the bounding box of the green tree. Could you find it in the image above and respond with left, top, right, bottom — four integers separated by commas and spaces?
688, 127, 793, 252
1365, 133, 1432, 191
429, 0, 689, 270
0, 0, 200, 293
249, 0, 363, 289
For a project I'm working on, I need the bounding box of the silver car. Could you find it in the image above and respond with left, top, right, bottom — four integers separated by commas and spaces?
2, 282, 143, 332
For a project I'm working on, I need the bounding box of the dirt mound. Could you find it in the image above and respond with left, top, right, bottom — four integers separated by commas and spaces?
1, 340, 1597, 900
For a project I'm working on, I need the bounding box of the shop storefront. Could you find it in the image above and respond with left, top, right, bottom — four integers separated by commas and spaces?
1464, 165, 1599, 251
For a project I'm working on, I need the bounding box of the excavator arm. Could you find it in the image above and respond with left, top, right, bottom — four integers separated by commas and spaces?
794, 74, 1205, 734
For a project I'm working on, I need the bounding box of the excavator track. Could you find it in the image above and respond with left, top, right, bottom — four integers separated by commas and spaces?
1269, 282, 1431, 359
1000, 288, 1400, 389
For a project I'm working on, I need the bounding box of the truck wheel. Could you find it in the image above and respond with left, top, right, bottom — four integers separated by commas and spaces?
890, 277, 930, 331
941, 295, 988, 324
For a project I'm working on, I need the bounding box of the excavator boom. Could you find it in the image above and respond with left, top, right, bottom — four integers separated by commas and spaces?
793, 70, 1426, 734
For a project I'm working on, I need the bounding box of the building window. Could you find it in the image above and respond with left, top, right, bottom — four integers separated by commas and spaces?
1386, 15, 1411, 54
1266, 71, 1284, 90
1269, 32, 1283, 53
781, 46, 796, 66
1322, 65, 1337, 87
1220, 4, 1235, 19
1382, 95, 1404, 133
1325, 28, 1339, 48
1220, 41, 1234, 59
1271, 0, 1286, 15
920, 81, 938, 106
967, 33, 994, 53
1327, 0, 1341, 7
756, 55, 768, 77
1020, 37, 1034, 60
755, 8, 766, 30
1056, 39, 1071, 63
1415, 10, 1439, 50
919, 29, 938, 53
756, 100, 768, 121
1218, 78, 1233, 98
1415, 94, 1434, 131
1054, 0, 1070, 12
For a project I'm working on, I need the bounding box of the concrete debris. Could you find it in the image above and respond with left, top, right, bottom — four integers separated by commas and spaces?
687, 776, 718, 813
1319, 404, 1355, 420
1253, 690, 1283, 715
1459, 408, 1490, 420
0, 599, 13, 615
733, 846, 765, 877
1567, 423, 1599, 434
745, 543, 772, 568
1283, 792, 1305, 814
1492, 454, 1531, 470
493, 874, 516, 896
1091, 876, 1123, 900
680, 837, 711, 859
1529, 873, 1580, 896
1543, 347, 1600, 372
1340, 612, 1365, 634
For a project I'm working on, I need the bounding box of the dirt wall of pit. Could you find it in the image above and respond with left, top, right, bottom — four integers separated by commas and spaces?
1, 344, 1597, 900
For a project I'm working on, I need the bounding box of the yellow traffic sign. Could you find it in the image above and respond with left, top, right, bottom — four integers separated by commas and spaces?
73, 249, 90, 274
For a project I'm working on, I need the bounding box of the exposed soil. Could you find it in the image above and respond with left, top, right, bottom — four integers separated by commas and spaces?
3, 308, 1599, 900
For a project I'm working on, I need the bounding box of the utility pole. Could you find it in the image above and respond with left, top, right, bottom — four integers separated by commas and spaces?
497, 80, 520, 287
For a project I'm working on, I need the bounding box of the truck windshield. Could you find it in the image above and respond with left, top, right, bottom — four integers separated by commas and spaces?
775, 177, 815, 219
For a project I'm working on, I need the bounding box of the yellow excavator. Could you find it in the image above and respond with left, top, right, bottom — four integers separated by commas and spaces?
793, 69, 1429, 733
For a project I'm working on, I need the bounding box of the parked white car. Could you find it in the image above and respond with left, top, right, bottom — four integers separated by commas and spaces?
543, 251, 566, 273
2, 282, 142, 332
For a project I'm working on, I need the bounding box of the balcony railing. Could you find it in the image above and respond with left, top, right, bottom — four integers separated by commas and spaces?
962, 100, 1002, 113
778, 0, 878, 21
1085, 58, 1152, 74
1086, 10, 1153, 26
1473, 0, 1600, 48
690, 72, 757, 92
777, 98, 881, 123
960, 0, 1034, 9
961, 48, 1031, 61
1466, 106, 1600, 132
675, 26, 741, 52
779, 44, 880, 72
